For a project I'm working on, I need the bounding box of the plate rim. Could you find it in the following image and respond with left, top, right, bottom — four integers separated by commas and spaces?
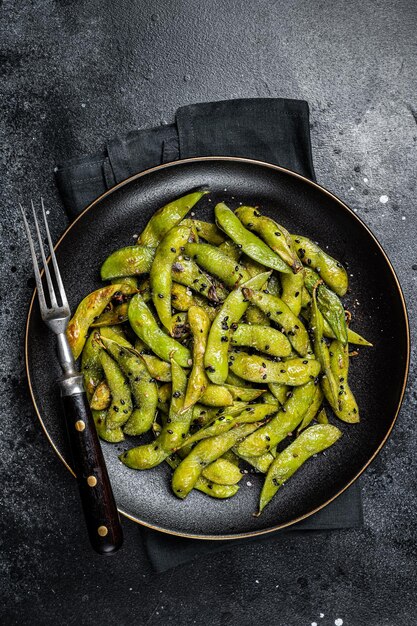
25, 156, 410, 540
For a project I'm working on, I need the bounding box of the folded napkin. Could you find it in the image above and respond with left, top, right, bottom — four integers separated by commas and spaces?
55, 98, 362, 572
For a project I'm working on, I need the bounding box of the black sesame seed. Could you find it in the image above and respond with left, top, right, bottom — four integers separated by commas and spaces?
173, 391, 181, 398
158, 293, 164, 298
170, 247, 176, 253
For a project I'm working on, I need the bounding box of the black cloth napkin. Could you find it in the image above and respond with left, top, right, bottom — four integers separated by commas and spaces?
55, 98, 362, 572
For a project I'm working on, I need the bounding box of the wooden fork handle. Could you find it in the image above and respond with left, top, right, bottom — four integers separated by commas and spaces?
60, 376, 123, 555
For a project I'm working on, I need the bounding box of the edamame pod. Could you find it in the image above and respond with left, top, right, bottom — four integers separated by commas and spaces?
185, 242, 250, 288
219, 240, 241, 262
120, 359, 193, 469
243, 289, 310, 356
128, 294, 191, 366
171, 312, 190, 340
202, 459, 242, 485
230, 323, 292, 357
200, 385, 234, 407
99, 350, 133, 429
138, 190, 208, 247
321, 316, 372, 347
280, 270, 305, 317
91, 301, 129, 327
304, 267, 348, 344
297, 384, 324, 433
139, 352, 172, 382
172, 422, 261, 498
311, 284, 339, 406
81, 331, 124, 442
215, 203, 291, 274
67, 284, 126, 359
172, 257, 226, 302
223, 385, 265, 402
236, 381, 317, 457
90, 380, 111, 410
245, 305, 270, 326
100, 336, 158, 436
258, 424, 342, 513
322, 340, 360, 423
235, 206, 302, 273
150, 224, 192, 333
164, 453, 239, 498
267, 383, 289, 405
204, 272, 271, 384
181, 219, 225, 245
230, 352, 321, 385
183, 306, 211, 411
100, 246, 155, 281
234, 449, 274, 473
171, 283, 218, 320
292, 235, 348, 296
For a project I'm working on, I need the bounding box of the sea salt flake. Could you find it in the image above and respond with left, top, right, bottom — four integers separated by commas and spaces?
379, 195, 389, 204
335, 619, 343, 626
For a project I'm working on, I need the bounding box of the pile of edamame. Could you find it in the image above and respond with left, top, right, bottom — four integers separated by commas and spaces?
67, 191, 372, 514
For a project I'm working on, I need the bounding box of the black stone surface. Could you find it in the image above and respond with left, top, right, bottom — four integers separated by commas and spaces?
1, 1, 416, 625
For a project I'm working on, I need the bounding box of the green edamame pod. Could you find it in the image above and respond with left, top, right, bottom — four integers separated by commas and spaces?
304, 267, 348, 345
234, 449, 274, 473
321, 315, 373, 347
235, 206, 302, 273
170, 283, 217, 320
280, 270, 305, 317
225, 371, 247, 387
165, 453, 240, 498
99, 350, 133, 430
138, 190, 208, 247
139, 352, 172, 382
243, 288, 310, 356
200, 384, 234, 407
292, 235, 348, 296
151, 224, 192, 333
185, 242, 250, 288
181, 219, 225, 245
202, 458, 243, 485
183, 306, 211, 411
100, 336, 158, 436
317, 408, 329, 424
120, 359, 193, 469
310, 284, 339, 406
259, 424, 342, 513
172, 422, 261, 498
81, 331, 124, 442
192, 402, 249, 427
67, 284, 127, 359
215, 203, 291, 274
219, 240, 241, 262
322, 340, 360, 423
100, 246, 155, 281
223, 385, 265, 402
236, 381, 317, 457
204, 272, 271, 385
260, 391, 280, 406
230, 323, 292, 357
128, 294, 191, 366
90, 380, 111, 410
172, 257, 227, 302
241, 256, 267, 278
267, 383, 289, 405
245, 305, 270, 326
230, 352, 320, 385
91, 301, 129, 327
297, 384, 324, 433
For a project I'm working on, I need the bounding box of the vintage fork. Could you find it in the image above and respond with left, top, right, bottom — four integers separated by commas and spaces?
21, 199, 123, 554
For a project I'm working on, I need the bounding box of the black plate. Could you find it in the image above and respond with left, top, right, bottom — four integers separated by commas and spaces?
26, 157, 409, 539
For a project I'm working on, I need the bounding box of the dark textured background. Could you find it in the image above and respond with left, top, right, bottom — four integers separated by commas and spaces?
1, 1, 416, 624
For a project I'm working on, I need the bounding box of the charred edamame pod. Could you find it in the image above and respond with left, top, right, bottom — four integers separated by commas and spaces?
204, 272, 271, 384
172, 257, 227, 302
99, 350, 133, 430
100, 246, 155, 281
258, 424, 342, 513
292, 235, 348, 296
128, 294, 191, 367
150, 224, 192, 333
236, 381, 317, 457
90, 380, 111, 410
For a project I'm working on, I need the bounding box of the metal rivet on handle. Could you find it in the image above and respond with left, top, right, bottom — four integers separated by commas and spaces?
75, 420, 85, 432
87, 476, 97, 487
97, 526, 108, 537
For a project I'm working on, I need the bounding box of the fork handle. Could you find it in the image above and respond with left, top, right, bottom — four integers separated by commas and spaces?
60, 376, 123, 555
